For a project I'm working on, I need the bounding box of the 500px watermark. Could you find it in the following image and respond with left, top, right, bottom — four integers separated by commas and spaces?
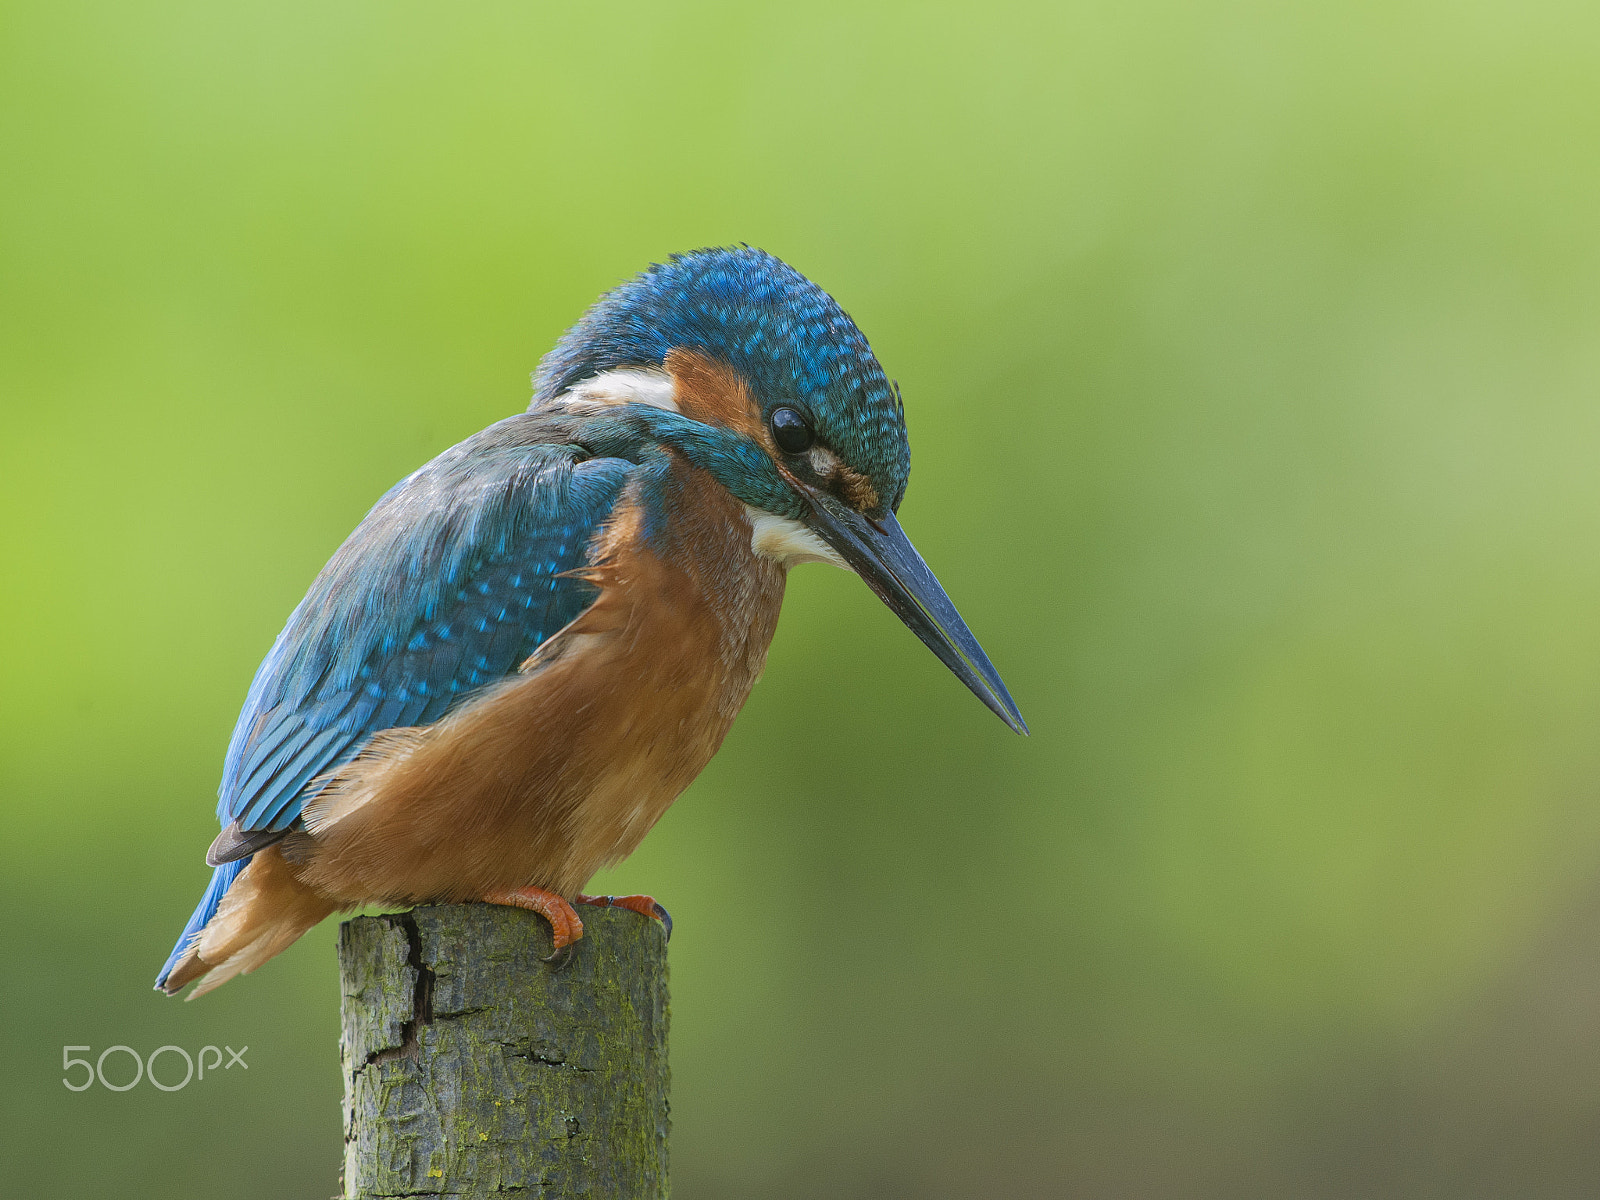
62, 1044, 248, 1092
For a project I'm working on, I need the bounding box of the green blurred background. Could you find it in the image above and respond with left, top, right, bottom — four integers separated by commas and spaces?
6, 0, 1600, 1195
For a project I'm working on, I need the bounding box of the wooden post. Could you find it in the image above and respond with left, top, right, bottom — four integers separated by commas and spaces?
338, 903, 670, 1199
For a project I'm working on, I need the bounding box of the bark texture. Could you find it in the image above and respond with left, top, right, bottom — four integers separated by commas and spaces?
338, 903, 669, 1198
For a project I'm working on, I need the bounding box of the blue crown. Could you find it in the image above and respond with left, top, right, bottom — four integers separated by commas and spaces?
532, 247, 910, 510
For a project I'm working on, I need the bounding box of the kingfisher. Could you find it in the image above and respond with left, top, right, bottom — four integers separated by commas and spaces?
156, 247, 1026, 998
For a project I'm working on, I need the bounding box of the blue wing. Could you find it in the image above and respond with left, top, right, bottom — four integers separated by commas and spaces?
207, 416, 634, 861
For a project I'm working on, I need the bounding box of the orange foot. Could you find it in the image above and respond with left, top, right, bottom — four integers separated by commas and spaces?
479, 885, 584, 958
577, 893, 673, 941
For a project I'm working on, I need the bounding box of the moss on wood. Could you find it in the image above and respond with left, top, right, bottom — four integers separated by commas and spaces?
338, 903, 669, 1198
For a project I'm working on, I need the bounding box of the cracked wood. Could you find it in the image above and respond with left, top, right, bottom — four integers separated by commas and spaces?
338, 903, 669, 1198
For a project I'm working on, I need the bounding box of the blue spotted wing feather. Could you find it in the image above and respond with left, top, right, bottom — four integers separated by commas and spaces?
158, 416, 631, 991
208, 417, 633, 861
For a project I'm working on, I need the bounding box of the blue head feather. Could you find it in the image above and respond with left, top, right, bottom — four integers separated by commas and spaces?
532, 246, 910, 511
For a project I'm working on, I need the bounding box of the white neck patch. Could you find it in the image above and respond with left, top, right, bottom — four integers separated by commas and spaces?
745, 507, 849, 570
553, 367, 679, 413
551, 371, 847, 571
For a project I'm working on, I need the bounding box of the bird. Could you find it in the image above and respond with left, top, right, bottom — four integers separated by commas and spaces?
156, 246, 1027, 998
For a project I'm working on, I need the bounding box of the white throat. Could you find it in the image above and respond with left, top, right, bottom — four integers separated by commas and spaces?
744, 507, 848, 570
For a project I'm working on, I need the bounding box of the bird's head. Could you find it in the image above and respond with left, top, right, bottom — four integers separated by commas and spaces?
532, 246, 1026, 734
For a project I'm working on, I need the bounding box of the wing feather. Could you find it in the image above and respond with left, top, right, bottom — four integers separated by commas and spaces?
208, 419, 634, 861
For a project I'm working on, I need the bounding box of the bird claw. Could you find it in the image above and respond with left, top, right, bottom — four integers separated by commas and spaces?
478, 885, 585, 961
477, 887, 669, 961
576, 893, 673, 941
542, 941, 578, 969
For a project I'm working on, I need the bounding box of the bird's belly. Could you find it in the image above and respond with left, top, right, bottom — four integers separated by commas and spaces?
290, 459, 785, 904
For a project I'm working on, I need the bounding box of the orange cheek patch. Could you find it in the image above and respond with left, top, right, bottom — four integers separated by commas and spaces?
831, 464, 879, 513
665, 346, 881, 514
664, 348, 774, 449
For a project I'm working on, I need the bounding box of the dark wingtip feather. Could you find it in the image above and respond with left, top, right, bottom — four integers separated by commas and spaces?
206, 822, 289, 867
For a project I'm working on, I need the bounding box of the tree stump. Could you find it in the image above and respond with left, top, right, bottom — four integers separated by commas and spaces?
338, 903, 670, 1199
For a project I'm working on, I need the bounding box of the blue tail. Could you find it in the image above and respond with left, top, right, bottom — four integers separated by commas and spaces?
155, 858, 247, 992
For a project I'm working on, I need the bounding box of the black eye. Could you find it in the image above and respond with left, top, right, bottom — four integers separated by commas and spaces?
770, 406, 814, 454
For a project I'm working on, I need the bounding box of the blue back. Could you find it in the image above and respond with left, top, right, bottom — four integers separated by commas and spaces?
158, 415, 633, 990
216, 417, 633, 839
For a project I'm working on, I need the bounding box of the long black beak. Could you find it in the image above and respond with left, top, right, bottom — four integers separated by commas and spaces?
792, 481, 1028, 735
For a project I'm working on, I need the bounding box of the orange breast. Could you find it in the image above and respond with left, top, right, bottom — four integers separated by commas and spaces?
292, 452, 786, 903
